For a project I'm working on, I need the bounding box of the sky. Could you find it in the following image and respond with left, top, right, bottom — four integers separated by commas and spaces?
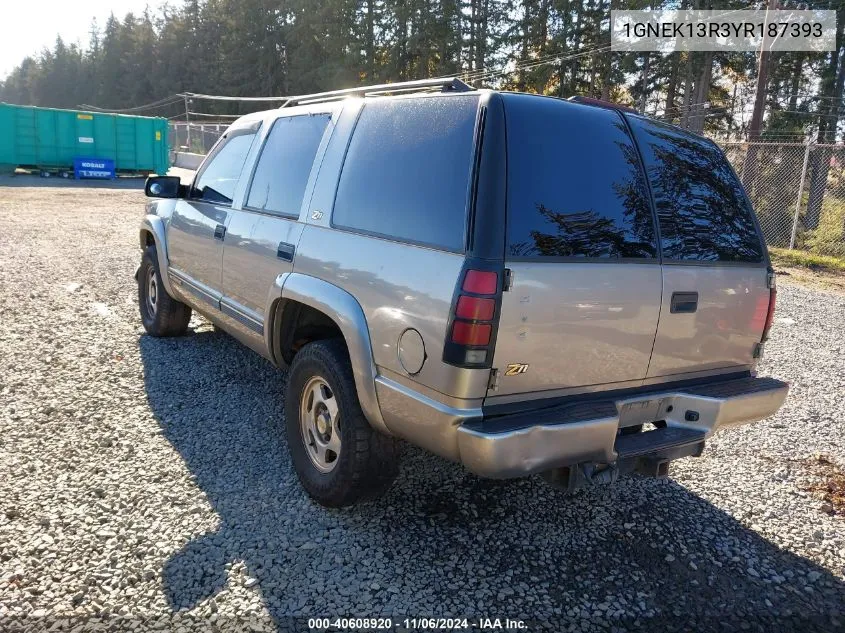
1, 0, 169, 79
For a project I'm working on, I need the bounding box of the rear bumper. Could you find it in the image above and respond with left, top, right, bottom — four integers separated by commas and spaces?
456, 376, 788, 478
375, 374, 788, 479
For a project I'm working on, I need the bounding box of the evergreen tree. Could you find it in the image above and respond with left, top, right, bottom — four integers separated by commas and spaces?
0, 0, 841, 148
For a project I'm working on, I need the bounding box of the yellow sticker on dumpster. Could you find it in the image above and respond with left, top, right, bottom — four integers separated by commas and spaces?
77, 114, 93, 120
155, 131, 161, 141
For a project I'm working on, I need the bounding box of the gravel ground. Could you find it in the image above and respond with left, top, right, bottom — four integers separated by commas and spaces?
1, 179, 844, 632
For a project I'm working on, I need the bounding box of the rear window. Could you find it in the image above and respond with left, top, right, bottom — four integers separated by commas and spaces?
627, 116, 764, 263
503, 95, 657, 259
332, 95, 479, 252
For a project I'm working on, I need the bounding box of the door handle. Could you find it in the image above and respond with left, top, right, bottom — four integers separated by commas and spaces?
277, 242, 295, 262
670, 292, 698, 314
214, 224, 226, 240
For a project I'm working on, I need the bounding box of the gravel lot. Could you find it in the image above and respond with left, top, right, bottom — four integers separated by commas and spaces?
1, 179, 844, 632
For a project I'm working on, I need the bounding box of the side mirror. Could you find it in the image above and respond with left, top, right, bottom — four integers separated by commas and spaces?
145, 175, 184, 199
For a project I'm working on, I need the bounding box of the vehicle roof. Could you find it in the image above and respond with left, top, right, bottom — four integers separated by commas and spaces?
497, 90, 717, 146
224, 86, 708, 147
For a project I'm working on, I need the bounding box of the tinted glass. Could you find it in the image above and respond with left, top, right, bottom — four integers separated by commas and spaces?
628, 116, 764, 262
247, 115, 330, 216
193, 132, 256, 204
332, 95, 478, 251
504, 95, 657, 259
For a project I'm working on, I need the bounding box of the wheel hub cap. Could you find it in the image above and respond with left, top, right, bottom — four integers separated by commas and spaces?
145, 268, 158, 315
299, 376, 341, 473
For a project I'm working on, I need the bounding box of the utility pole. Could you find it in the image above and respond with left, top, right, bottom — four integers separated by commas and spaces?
640, 53, 650, 114
183, 94, 191, 151
742, 0, 778, 193
280, 46, 288, 95
748, 0, 779, 141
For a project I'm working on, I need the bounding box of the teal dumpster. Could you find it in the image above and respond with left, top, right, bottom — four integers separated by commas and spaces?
0, 103, 169, 175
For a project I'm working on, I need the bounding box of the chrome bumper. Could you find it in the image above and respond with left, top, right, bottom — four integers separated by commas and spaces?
375, 375, 788, 479
456, 376, 788, 478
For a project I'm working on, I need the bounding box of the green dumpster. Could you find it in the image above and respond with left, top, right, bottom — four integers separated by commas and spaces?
0, 103, 169, 175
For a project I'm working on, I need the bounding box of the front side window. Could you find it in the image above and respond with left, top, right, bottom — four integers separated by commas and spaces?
332, 95, 479, 252
504, 94, 657, 259
246, 115, 331, 217
192, 132, 256, 205
627, 116, 764, 263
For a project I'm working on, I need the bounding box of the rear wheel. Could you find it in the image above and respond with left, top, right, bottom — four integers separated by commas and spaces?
138, 244, 192, 337
285, 339, 400, 507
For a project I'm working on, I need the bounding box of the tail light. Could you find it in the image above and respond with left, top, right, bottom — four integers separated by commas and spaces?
443, 268, 501, 368
456, 296, 495, 320
452, 321, 492, 346
462, 270, 498, 295
758, 270, 777, 342
762, 287, 777, 342
751, 295, 768, 331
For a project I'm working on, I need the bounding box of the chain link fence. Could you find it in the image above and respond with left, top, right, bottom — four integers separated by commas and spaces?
169, 122, 226, 155
169, 121, 844, 259
722, 141, 845, 258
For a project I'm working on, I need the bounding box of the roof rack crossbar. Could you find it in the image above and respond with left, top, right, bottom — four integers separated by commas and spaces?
279, 77, 473, 108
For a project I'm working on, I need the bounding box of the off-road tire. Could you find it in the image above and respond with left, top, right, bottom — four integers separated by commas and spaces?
285, 339, 400, 507
138, 244, 192, 337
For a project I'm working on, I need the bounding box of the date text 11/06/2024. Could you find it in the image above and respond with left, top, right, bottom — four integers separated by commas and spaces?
307, 617, 528, 630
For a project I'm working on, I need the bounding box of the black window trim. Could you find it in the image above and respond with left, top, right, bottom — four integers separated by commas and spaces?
328, 94, 483, 255
620, 110, 664, 265
506, 256, 662, 265
662, 258, 769, 269
190, 122, 261, 208
467, 92, 506, 260
502, 97, 661, 264
465, 103, 487, 253
623, 112, 769, 267
241, 112, 333, 220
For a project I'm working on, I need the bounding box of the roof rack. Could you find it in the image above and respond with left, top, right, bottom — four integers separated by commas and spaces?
567, 95, 639, 114
279, 77, 474, 108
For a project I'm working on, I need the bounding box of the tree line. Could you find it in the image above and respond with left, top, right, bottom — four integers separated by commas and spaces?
1, 0, 844, 146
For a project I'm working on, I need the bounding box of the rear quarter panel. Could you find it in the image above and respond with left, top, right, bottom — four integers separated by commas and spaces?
294, 226, 489, 399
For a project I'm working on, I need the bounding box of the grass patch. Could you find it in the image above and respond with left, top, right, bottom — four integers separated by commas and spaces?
769, 247, 845, 274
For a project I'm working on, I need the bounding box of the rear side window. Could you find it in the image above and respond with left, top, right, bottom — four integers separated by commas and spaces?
246, 115, 330, 217
504, 95, 657, 259
332, 95, 479, 252
193, 132, 256, 205
627, 116, 764, 263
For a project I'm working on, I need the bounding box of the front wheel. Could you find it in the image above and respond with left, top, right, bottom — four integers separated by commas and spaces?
138, 245, 192, 337
285, 339, 400, 507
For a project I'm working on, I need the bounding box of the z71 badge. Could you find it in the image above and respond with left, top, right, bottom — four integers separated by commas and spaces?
505, 363, 529, 376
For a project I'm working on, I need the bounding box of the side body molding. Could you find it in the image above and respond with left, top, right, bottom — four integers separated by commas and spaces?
139, 214, 176, 297
276, 273, 390, 436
